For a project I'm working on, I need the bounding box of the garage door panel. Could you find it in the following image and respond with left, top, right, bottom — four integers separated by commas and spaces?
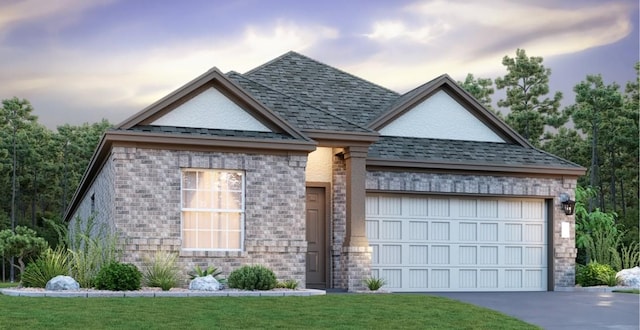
367, 194, 547, 292
408, 245, 428, 264
431, 269, 450, 288
382, 269, 402, 288
431, 222, 450, 240
499, 200, 523, 219
408, 221, 428, 240
381, 221, 402, 239
478, 200, 498, 218
429, 198, 450, 217
409, 269, 428, 288
459, 246, 477, 264
458, 199, 477, 217
525, 224, 544, 242
480, 270, 498, 288
459, 222, 477, 241
405, 197, 428, 216
380, 245, 402, 264
365, 220, 379, 239
379, 196, 401, 215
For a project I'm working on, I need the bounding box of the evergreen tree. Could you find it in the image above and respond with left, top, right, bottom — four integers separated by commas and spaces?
458, 73, 501, 117
495, 49, 565, 145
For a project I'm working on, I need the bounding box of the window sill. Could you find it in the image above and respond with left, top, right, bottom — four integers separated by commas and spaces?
179, 250, 247, 258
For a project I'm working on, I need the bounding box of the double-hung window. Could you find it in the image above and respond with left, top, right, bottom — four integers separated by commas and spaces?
181, 169, 244, 251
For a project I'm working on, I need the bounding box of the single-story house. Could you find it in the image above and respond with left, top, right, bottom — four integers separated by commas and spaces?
65, 51, 585, 291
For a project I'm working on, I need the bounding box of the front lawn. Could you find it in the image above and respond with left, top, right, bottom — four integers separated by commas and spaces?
0, 292, 537, 329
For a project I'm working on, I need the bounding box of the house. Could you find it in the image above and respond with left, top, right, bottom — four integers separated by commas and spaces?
65, 51, 586, 292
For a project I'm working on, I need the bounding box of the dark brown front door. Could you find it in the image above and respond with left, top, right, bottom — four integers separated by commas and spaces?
306, 186, 327, 288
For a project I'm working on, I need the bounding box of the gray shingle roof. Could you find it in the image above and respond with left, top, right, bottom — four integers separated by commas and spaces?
226, 72, 373, 133
244, 51, 399, 127
369, 136, 583, 168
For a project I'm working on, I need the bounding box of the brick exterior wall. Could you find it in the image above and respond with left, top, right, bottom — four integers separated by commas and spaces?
71, 146, 308, 287
69, 154, 116, 240
71, 144, 578, 291
366, 170, 579, 289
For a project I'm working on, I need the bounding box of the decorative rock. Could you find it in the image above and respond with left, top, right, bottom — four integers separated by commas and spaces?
616, 267, 640, 287
46, 275, 80, 291
189, 275, 221, 291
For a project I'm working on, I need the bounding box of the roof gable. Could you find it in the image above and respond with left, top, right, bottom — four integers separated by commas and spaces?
370, 75, 532, 147
116, 67, 308, 141
149, 87, 271, 132
379, 90, 505, 143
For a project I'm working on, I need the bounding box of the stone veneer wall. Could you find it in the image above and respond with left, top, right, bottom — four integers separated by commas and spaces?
331, 153, 347, 288
75, 146, 308, 287
366, 171, 579, 289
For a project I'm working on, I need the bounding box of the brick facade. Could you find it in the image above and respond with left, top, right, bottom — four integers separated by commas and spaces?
70, 147, 308, 287
71, 146, 578, 290
366, 170, 579, 289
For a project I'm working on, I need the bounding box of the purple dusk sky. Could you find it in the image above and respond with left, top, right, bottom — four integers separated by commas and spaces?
1, 0, 638, 129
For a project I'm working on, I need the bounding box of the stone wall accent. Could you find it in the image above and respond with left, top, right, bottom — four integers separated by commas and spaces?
331, 152, 347, 288
340, 246, 372, 291
366, 170, 579, 289
73, 146, 308, 287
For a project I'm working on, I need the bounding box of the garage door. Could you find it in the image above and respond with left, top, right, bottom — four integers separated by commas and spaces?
366, 194, 547, 292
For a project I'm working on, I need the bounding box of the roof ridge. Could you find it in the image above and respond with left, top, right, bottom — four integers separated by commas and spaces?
228, 71, 375, 133
243, 51, 298, 75
245, 51, 401, 96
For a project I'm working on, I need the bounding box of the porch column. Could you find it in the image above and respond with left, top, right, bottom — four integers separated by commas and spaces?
340, 145, 372, 291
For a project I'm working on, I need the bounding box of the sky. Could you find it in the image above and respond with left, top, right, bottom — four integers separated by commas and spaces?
1, 0, 638, 129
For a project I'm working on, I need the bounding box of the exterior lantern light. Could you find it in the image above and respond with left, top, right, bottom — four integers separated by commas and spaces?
559, 193, 576, 216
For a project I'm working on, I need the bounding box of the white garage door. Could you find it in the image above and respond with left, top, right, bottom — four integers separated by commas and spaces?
366, 194, 547, 292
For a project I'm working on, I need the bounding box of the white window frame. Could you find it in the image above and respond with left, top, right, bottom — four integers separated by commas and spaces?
180, 169, 245, 251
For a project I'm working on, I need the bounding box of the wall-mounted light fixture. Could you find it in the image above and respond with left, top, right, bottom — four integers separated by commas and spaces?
559, 193, 576, 216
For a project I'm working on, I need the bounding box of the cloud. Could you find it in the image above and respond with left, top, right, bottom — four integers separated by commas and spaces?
0, 19, 339, 127
365, 20, 451, 44
347, 0, 634, 91
0, 0, 116, 37
0, 0, 635, 128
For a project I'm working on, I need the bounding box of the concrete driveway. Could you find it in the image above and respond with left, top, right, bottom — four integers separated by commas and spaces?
430, 291, 639, 330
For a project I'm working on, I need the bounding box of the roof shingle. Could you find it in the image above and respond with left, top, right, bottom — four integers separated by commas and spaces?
369, 136, 583, 169
244, 51, 399, 127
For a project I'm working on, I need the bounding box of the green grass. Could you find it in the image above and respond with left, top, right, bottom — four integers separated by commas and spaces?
0, 293, 537, 329
613, 289, 640, 294
0, 282, 18, 289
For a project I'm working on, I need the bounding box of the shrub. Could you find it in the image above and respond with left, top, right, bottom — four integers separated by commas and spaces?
364, 277, 386, 291
65, 215, 120, 288
94, 262, 141, 291
142, 251, 180, 291
21, 246, 71, 288
275, 279, 299, 289
620, 242, 640, 270
189, 265, 222, 280
576, 261, 617, 287
228, 265, 276, 290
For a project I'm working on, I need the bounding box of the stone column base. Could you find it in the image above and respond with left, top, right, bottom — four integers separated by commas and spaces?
340, 245, 372, 292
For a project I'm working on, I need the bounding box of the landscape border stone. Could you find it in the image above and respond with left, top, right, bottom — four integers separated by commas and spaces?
0, 288, 326, 298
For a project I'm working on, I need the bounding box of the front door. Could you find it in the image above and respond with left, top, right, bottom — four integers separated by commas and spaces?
306, 186, 327, 288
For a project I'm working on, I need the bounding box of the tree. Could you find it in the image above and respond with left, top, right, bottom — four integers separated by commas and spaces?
458, 73, 501, 117
571, 75, 624, 210
0, 226, 48, 276
542, 127, 588, 166
495, 49, 565, 145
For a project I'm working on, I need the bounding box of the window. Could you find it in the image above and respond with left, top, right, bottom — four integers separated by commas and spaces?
181, 169, 244, 251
